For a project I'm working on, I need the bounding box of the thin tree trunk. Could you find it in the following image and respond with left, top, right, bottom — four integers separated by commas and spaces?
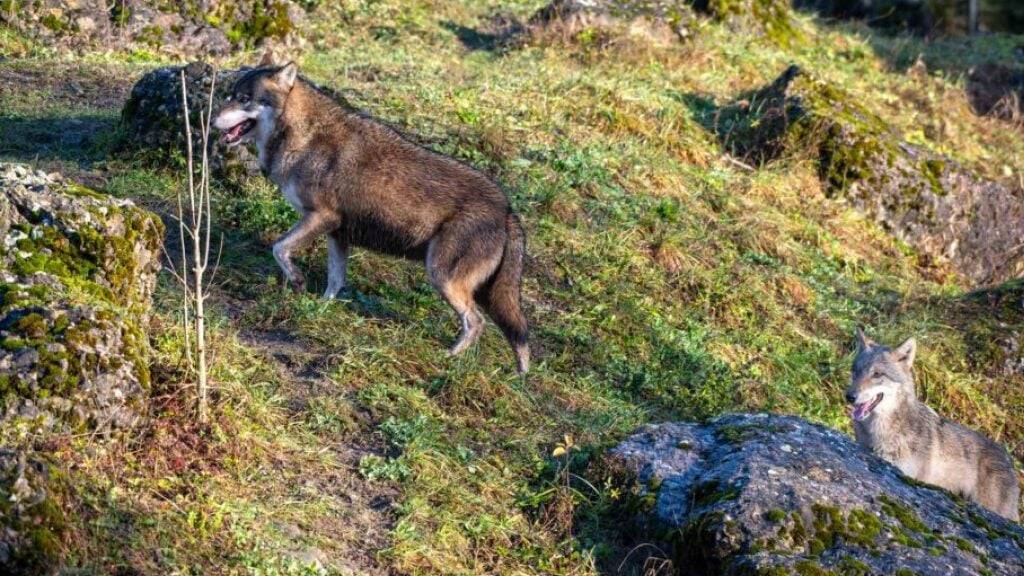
177, 70, 218, 425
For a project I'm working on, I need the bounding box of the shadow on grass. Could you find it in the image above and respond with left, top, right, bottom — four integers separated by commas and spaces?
0, 114, 120, 166
440, 20, 505, 51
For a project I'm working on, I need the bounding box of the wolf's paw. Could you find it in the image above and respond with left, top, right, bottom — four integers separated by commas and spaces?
288, 276, 307, 294
323, 285, 351, 300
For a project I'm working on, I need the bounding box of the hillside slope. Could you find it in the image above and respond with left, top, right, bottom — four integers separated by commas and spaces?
1, 1, 1022, 574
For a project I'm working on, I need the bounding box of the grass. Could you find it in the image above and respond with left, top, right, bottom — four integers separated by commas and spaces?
1, 1, 1023, 574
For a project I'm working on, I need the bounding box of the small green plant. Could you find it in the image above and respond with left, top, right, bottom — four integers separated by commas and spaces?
359, 454, 411, 482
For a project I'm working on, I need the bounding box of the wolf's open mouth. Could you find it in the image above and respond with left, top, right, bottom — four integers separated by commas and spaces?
221, 119, 256, 145
851, 392, 884, 421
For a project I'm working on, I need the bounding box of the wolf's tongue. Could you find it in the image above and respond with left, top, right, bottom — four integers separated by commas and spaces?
220, 121, 248, 144
852, 402, 871, 421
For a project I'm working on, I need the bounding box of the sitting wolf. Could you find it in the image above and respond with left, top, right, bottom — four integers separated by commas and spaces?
213, 53, 530, 373
847, 329, 1020, 521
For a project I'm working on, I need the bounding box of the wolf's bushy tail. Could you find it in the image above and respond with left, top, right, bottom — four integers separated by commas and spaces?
478, 212, 530, 373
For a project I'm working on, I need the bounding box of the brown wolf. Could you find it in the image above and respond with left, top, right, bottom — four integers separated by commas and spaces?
848, 329, 1020, 521
213, 53, 530, 373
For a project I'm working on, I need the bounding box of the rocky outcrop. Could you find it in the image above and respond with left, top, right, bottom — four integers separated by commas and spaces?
718, 65, 1024, 285
608, 413, 1024, 575
525, 0, 796, 45
0, 164, 162, 436
0, 0, 308, 55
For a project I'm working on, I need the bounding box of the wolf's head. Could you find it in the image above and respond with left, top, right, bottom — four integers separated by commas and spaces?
846, 329, 917, 422
214, 51, 298, 147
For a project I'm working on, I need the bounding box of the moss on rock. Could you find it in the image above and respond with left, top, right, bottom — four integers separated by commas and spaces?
718, 65, 1024, 285
0, 164, 162, 437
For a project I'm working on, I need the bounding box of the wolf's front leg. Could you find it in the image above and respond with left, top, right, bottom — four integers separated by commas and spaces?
273, 211, 336, 293
324, 231, 349, 298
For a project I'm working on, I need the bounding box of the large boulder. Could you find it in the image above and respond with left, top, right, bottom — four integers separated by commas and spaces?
120, 62, 258, 179
717, 65, 1024, 285
0, 0, 308, 55
0, 164, 162, 436
525, 0, 797, 45
608, 413, 1024, 575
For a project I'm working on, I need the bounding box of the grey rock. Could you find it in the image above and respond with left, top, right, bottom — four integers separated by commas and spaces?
610, 413, 1024, 575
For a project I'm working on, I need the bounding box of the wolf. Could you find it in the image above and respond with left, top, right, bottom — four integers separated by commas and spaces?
847, 329, 1020, 521
213, 53, 530, 373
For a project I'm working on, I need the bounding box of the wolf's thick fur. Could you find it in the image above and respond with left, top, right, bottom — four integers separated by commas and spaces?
214, 54, 530, 372
848, 330, 1020, 521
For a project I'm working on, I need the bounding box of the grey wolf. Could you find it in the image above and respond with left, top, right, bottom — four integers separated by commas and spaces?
848, 329, 1019, 521
213, 52, 530, 373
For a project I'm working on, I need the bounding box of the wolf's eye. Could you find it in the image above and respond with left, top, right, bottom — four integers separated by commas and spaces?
872, 370, 883, 378
238, 94, 251, 104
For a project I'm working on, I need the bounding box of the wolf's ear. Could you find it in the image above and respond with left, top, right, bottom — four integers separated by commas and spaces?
258, 48, 277, 67
893, 338, 917, 366
276, 61, 298, 90
855, 327, 875, 352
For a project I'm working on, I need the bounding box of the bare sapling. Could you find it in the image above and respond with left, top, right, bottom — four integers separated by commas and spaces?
166, 70, 221, 423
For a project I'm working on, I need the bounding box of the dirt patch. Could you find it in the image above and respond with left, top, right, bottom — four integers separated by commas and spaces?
237, 328, 398, 575
967, 63, 1024, 127
0, 63, 137, 110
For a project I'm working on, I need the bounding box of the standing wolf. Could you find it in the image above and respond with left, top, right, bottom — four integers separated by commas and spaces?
213, 54, 530, 373
847, 329, 1020, 521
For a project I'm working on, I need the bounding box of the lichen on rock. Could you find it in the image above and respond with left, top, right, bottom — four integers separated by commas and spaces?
607, 413, 1024, 575
717, 65, 1024, 285
0, 164, 162, 437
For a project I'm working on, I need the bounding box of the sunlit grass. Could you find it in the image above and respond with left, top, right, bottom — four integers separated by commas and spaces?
1, 1, 1022, 573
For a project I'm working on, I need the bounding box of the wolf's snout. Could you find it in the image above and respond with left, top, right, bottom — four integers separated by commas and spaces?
845, 391, 857, 404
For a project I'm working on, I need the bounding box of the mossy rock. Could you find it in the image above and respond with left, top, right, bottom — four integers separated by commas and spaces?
0, 448, 67, 575
604, 414, 1024, 575
717, 65, 1024, 286
525, 0, 798, 46
0, 164, 162, 437
0, 0, 309, 54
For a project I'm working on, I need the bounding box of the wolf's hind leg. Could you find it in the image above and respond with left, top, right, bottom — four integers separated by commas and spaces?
324, 231, 349, 298
273, 211, 336, 293
426, 221, 504, 356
